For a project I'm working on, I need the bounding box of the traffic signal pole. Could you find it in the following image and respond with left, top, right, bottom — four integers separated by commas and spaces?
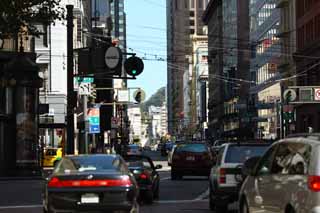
83, 95, 89, 154
66, 5, 75, 154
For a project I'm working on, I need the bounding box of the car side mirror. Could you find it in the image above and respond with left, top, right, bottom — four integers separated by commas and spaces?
242, 156, 261, 177
155, 165, 162, 170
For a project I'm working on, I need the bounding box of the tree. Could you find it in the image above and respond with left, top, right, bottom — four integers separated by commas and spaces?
0, 0, 65, 40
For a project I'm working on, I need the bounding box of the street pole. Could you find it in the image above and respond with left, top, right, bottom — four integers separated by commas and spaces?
83, 95, 88, 154
66, 5, 75, 154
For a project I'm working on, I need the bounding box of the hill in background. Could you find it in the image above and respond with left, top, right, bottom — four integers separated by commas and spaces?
141, 87, 166, 113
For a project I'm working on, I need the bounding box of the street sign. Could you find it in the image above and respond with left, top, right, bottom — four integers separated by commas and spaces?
87, 107, 100, 134
75, 77, 94, 83
283, 89, 297, 102
105, 46, 122, 70
79, 83, 91, 95
118, 90, 129, 102
315, 88, 320, 101
89, 125, 100, 133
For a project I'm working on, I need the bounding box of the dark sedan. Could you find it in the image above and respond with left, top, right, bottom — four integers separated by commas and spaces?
123, 155, 162, 204
171, 142, 213, 180
43, 154, 139, 213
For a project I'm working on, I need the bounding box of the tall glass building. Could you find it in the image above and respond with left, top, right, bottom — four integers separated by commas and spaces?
249, 0, 281, 139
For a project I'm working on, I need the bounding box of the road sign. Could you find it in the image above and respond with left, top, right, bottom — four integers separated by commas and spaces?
105, 46, 122, 70
118, 90, 129, 102
88, 116, 100, 124
283, 89, 297, 103
89, 125, 100, 133
315, 88, 320, 101
75, 77, 94, 83
87, 107, 100, 134
79, 83, 91, 95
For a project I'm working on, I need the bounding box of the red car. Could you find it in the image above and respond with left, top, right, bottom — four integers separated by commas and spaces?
171, 142, 213, 180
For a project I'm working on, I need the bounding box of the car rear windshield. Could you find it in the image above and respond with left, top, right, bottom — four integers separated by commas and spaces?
175, 143, 208, 153
46, 149, 57, 156
55, 155, 120, 173
225, 145, 268, 163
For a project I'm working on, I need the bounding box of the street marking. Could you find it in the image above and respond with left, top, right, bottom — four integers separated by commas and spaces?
194, 188, 209, 201
0, 204, 42, 209
160, 177, 171, 181
155, 199, 208, 204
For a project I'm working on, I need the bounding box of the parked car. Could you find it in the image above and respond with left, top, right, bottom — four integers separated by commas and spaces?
209, 142, 270, 212
43, 147, 63, 167
123, 155, 162, 203
43, 154, 139, 213
126, 144, 142, 155
171, 142, 213, 180
239, 135, 320, 213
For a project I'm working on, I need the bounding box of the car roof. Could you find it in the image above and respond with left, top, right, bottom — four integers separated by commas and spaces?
278, 137, 320, 145
222, 142, 271, 147
286, 133, 320, 141
65, 154, 118, 159
123, 154, 151, 160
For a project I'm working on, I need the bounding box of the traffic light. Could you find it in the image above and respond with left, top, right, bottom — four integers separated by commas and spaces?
133, 89, 145, 103
89, 84, 97, 99
135, 91, 142, 103
124, 56, 144, 76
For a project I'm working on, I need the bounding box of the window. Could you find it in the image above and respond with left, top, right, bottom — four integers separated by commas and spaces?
225, 145, 269, 163
190, 0, 195, 9
255, 145, 278, 176
175, 143, 208, 153
271, 143, 311, 175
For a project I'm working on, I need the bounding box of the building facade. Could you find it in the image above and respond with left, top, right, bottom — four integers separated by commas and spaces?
249, 0, 281, 139
294, 0, 320, 133
203, 0, 223, 140
128, 106, 142, 144
166, 0, 209, 136
203, 0, 251, 140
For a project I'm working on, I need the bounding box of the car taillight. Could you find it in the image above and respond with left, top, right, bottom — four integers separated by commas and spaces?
139, 173, 149, 180
219, 168, 226, 184
48, 177, 63, 188
308, 175, 320, 192
48, 176, 132, 188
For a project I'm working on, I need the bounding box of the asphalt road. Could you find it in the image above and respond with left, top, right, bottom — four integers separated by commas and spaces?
0, 151, 237, 213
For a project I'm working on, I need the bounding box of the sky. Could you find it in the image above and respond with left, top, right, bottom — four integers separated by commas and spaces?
124, 0, 167, 100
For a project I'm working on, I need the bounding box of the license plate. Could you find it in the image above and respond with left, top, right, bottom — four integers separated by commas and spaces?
81, 193, 99, 204
186, 156, 195, 161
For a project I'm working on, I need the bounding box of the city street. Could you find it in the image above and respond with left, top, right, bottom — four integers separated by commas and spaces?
0, 151, 237, 213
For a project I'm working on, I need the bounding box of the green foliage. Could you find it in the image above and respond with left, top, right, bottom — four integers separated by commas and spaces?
0, 0, 65, 39
140, 86, 166, 113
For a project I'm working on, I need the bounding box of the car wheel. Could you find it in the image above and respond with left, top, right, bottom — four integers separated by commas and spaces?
144, 190, 154, 204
